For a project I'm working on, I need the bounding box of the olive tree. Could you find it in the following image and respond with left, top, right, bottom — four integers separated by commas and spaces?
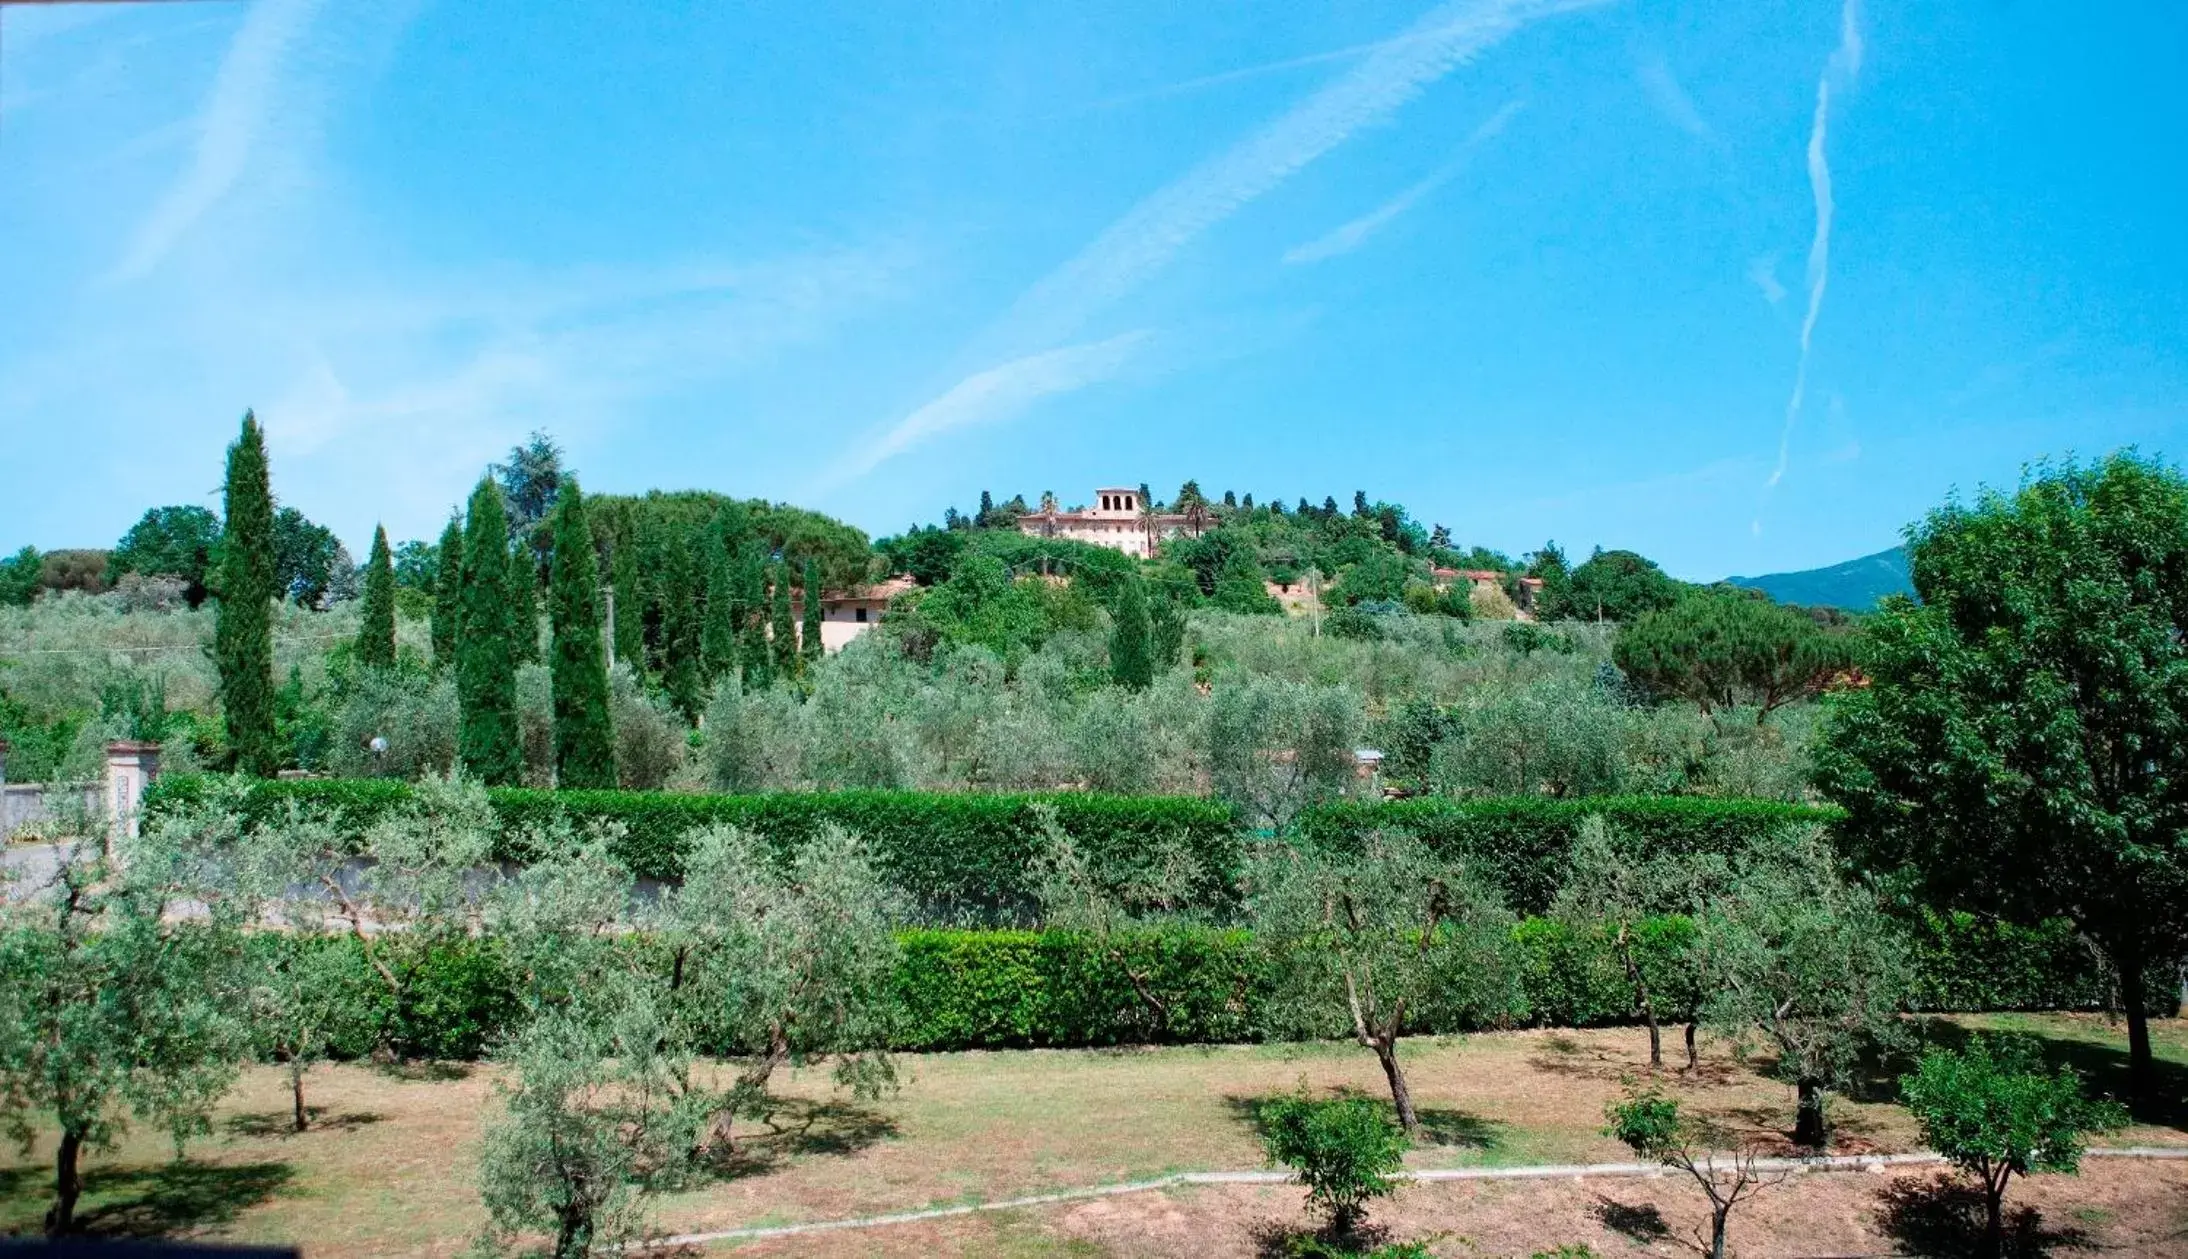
476, 829, 707, 1259
1246, 834, 1520, 1135
1208, 674, 1359, 834
0, 805, 251, 1234
655, 823, 904, 1151
1031, 805, 1209, 1038
1550, 816, 1697, 1068
1695, 825, 1909, 1148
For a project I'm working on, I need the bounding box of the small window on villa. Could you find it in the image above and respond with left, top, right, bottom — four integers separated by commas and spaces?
856, 607, 868, 623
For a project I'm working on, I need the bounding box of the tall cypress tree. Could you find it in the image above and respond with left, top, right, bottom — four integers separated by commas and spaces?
457, 478, 522, 784
547, 479, 616, 789
431, 514, 464, 665
799, 557, 825, 669
768, 563, 798, 678
508, 543, 542, 666
700, 510, 741, 684
215, 411, 278, 775
1109, 577, 1154, 690
355, 524, 397, 668
607, 546, 641, 672
661, 540, 704, 718
737, 546, 772, 689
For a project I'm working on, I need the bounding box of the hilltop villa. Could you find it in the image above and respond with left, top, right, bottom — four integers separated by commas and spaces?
1016, 486, 1194, 560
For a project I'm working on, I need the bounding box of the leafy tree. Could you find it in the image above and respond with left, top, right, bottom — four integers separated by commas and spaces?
244, 934, 380, 1134
1150, 590, 1187, 673
215, 411, 279, 775
1696, 826, 1909, 1147
271, 506, 340, 606
393, 537, 438, 590
1614, 590, 1847, 726
1109, 576, 1155, 690
1604, 1089, 1779, 1259
1816, 453, 2188, 1100
1258, 1089, 1408, 1239
768, 563, 798, 680
355, 524, 397, 668
0, 802, 251, 1235
492, 429, 566, 542
1213, 546, 1281, 615
0, 546, 41, 607
1031, 806, 1208, 1037
458, 479, 524, 785
108, 505, 221, 607
879, 526, 967, 586
800, 557, 824, 670
1338, 551, 1414, 606
548, 480, 616, 790
431, 514, 464, 665
1247, 834, 1519, 1134
1564, 548, 1683, 622
1899, 1037, 2128, 1257
1209, 676, 1359, 834
655, 824, 903, 1151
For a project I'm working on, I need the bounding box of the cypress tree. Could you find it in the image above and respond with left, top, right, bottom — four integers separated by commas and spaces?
610, 530, 644, 668
799, 557, 825, 669
700, 510, 741, 683
661, 540, 704, 718
737, 547, 772, 689
1109, 577, 1154, 690
508, 543, 542, 665
431, 514, 464, 665
768, 563, 798, 678
547, 479, 616, 789
215, 411, 278, 775
457, 478, 522, 785
355, 523, 397, 668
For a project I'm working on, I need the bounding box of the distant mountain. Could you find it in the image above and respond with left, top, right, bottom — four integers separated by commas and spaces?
1724, 546, 1913, 611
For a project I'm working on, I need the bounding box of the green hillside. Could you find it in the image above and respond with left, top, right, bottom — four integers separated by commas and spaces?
1725, 546, 1913, 611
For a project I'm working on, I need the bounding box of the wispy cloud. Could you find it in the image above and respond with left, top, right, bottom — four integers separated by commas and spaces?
1282, 99, 1524, 265
827, 332, 1153, 487
850, 0, 1604, 484
1747, 254, 1787, 305
1634, 49, 1711, 140
109, 0, 324, 282
1759, 0, 1862, 523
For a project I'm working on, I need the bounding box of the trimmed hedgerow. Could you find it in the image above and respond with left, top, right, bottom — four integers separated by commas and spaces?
146, 776, 1240, 922
1294, 796, 1843, 915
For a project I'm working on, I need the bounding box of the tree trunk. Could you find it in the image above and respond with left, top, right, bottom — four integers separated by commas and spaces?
1793, 1079, 1826, 1149
1984, 1184, 2004, 1259
1685, 1021, 1699, 1071
291, 1062, 309, 1133
1374, 1041, 1420, 1135
2119, 955, 2154, 1102
1643, 1012, 1662, 1069
1710, 1204, 1730, 1259
46, 1128, 83, 1236
1617, 935, 1661, 1069
554, 1209, 591, 1259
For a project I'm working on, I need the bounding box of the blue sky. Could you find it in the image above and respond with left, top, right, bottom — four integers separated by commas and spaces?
2, 0, 2182, 580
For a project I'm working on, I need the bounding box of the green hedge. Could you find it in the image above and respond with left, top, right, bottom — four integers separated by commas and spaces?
147, 776, 1240, 923
267, 912, 2162, 1064
1295, 796, 1844, 915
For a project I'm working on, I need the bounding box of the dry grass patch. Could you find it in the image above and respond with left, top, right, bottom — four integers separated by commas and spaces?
0, 1015, 2177, 1257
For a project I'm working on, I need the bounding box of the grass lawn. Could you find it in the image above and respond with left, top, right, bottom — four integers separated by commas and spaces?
0, 1014, 2180, 1257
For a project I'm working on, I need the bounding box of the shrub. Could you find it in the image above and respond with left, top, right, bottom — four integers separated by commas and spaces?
1258, 1089, 1408, 1238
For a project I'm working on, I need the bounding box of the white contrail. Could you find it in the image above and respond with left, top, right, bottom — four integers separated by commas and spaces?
1763, 0, 1863, 504
1282, 99, 1525, 265
1002, 0, 1609, 351
110, 0, 325, 282
845, 0, 1606, 483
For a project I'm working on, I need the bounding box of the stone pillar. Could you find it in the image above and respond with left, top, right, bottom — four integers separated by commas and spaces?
0, 735, 9, 793
104, 740, 161, 846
